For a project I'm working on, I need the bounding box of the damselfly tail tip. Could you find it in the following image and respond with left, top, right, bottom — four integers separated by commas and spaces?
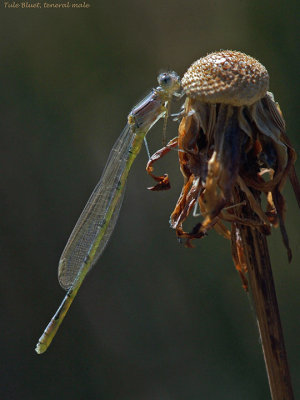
35, 340, 47, 355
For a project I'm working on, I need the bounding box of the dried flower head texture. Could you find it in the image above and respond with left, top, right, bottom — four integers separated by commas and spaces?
181, 50, 269, 106
147, 50, 299, 286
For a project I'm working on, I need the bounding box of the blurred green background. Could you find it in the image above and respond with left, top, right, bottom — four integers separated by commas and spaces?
0, 0, 299, 399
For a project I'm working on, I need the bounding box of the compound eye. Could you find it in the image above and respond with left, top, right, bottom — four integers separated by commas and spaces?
158, 73, 172, 87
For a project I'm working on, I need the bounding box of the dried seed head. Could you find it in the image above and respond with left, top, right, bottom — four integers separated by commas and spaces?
182, 50, 269, 106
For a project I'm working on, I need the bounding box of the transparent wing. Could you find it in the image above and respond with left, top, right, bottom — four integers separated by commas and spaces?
58, 124, 135, 290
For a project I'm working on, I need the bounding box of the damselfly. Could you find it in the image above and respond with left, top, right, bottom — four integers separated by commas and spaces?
35, 71, 181, 354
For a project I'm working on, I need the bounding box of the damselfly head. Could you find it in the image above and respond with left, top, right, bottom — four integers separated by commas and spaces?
157, 71, 181, 96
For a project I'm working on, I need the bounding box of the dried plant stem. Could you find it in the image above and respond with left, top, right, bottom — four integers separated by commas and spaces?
234, 187, 294, 400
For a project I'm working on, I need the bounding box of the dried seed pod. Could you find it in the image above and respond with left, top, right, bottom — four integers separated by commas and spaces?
146, 52, 297, 396
181, 50, 269, 106
174, 50, 298, 266
147, 50, 299, 282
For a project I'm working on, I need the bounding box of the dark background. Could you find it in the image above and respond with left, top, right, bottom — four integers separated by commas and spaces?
0, 0, 299, 399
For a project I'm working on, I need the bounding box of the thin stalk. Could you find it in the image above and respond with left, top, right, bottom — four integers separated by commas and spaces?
233, 187, 294, 400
